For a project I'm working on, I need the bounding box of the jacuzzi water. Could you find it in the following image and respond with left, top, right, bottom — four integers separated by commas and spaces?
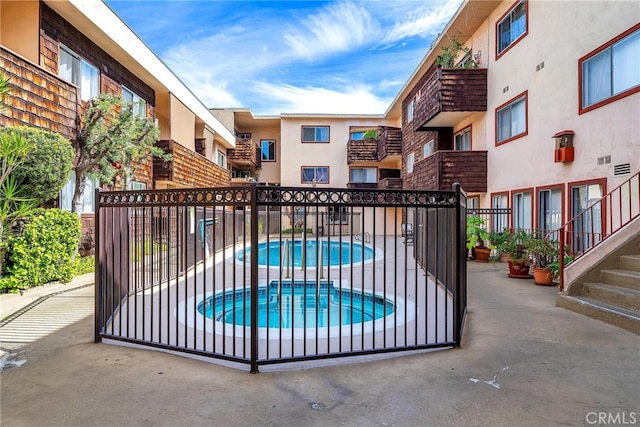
197, 281, 395, 328
236, 240, 375, 268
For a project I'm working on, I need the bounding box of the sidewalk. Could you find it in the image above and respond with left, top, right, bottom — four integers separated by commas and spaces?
1, 262, 638, 426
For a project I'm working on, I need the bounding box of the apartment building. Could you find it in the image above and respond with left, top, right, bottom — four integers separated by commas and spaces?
0, 0, 237, 207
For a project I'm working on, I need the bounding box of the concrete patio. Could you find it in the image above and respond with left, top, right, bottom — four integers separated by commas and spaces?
1, 261, 638, 426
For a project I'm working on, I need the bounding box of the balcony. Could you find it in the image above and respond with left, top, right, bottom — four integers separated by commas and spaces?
416, 150, 487, 192
0, 46, 79, 140
154, 140, 231, 188
378, 177, 403, 189
414, 66, 487, 130
227, 138, 261, 168
376, 126, 402, 161
347, 138, 378, 164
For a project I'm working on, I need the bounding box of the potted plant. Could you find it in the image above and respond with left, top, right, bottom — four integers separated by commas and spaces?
528, 237, 560, 286
436, 35, 481, 69
466, 216, 493, 262
489, 228, 512, 262
505, 229, 532, 277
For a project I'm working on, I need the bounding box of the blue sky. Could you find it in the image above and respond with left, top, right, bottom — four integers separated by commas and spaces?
105, 0, 463, 116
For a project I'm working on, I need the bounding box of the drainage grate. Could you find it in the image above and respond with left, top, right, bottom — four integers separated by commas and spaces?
614, 163, 631, 176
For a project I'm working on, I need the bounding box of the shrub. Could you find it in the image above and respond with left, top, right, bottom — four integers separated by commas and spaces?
0, 209, 80, 293
0, 126, 74, 205
73, 255, 95, 275
281, 227, 313, 234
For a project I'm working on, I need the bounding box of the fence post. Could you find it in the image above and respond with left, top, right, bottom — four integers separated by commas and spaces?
250, 182, 259, 373
453, 182, 464, 347
94, 188, 101, 343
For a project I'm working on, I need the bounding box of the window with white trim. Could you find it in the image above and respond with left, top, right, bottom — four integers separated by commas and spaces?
405, 99, 414, 123
581, 27, 640, 110
301, 126, 329, 143
122, 86, 146, 117
301, 167, 329, 184
491, 194, 509, 232
130, 181, 147, 190
423, 140, 434, 158
350, 167, 377, 183
406, 152, 415, 174
497, 0, 527, 55
538, 188, 562, 233
512, 191, 532, 230
217, 151, 226, 168
329, 205, 349, 224
497, 93, 527, 143
454, 128, 471, 150
59, 171, 99, 213
59, 45, 99, 101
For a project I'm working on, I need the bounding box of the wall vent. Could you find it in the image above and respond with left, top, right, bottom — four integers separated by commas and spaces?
503, 86, 509, 93
614, 163, 631, 176
536, 62, 545, 71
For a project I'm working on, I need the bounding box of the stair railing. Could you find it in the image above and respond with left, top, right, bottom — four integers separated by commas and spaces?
558, 171, 640, 291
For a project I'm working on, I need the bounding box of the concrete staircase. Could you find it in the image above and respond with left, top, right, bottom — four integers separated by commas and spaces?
557, 254, 640, 334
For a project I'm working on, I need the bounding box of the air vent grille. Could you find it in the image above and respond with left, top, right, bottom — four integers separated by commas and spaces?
614, 163, 631, 176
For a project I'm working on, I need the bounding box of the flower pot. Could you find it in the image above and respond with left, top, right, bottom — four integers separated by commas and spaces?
474, 247, 491, 262
533, 267, 554, 286
508, 260, 531, 278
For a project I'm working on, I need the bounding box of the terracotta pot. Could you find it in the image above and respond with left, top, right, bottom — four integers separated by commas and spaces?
533, 267, 554, 286
508, 260, 530, 277
499, 252, 511, 263
474, 247, 491, 262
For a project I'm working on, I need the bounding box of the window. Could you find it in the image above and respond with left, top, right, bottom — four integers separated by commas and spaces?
571, 181, 604, 252
423, 140, 434, 158
512, 190, 532, 230
301, 126, 329, 143
59, 45, 99, 101
59, 171, 99, 213
492, 193, 509, 232
580, 25, 640, 112
329, 206, 349, 224
454, 127, 471, 150
236, 132, 251, 140
406, 152, 415, 174
496, 92, 527, 144
497, 0, 527, 57
349, 128, 377, 140
260, 140, 275, 161
130, 181, 147, 191
350, 167, 377, 183
538, 187, 562, 234
122, 86, 146, 117
301, 166, 329, 184
405, 99, 414, 123
468, 196, 480, 210
217, 151, 226, 168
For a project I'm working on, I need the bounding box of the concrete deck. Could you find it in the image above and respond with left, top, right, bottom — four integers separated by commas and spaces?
1, 262, 639, 426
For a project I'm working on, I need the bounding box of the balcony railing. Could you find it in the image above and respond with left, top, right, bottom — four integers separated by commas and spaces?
414, 65, 487, 130
416, 150, 487, 192
0, 46, 79, 139
378, 177, 403, 189
347, 139, 378, 163
376, 126, 402, 161
153, 140, 231, 187
227, 138, 261, 168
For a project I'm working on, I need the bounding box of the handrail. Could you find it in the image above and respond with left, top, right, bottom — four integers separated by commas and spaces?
558, 171, 640, 291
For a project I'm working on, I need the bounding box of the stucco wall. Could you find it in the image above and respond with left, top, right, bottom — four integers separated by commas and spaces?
169, 94, 196, 151
0, 1, 40, 64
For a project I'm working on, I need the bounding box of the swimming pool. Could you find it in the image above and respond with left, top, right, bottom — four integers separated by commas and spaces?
236, 240, 375, 268
197, 281, 395, 328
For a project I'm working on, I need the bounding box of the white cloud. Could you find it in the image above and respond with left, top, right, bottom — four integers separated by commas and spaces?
283, 2, 378, 60
381, 0, 463, 44
253, 82, 390, 115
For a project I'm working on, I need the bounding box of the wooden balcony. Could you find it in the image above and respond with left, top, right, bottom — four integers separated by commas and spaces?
227, 138, 261, 168
376, 126, 402, 161
347, 182, 378, 189
416, 150, 487, 192
347, 139, 378, 164
0, 46, 79, 140
414, 67, 487, 130
154, 140, 230, 188
378, 177, 403, 189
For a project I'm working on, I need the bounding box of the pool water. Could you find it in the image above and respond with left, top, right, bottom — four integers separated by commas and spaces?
197, 281, 395, 328
236, 240, 375, 268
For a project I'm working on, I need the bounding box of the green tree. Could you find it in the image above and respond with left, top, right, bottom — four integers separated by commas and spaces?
72, 93, 168, 214
0, 71, 11, 111
0, 126, 74, 204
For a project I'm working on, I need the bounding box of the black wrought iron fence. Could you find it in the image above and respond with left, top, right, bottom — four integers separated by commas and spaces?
95, 184, 467, 372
